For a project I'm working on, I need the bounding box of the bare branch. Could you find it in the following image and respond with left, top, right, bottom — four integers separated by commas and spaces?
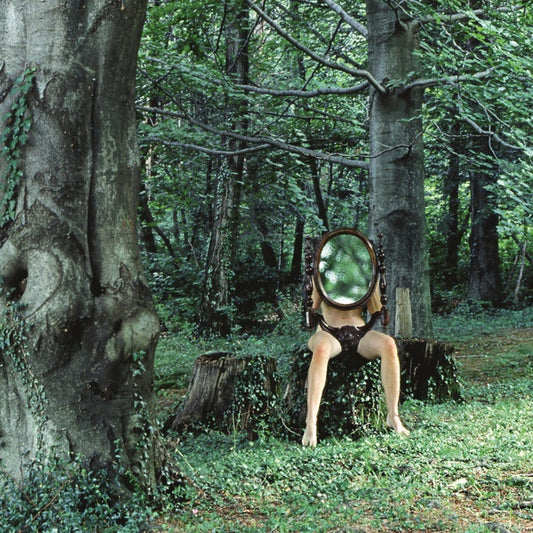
237, 82, 369, 97
320, 0, 368, 37
399, 68, 494, 93
144, 137, 271, 157
454, 92, 529, 152
246, 0, 387, 95
418, 5, 520, 23
260, 106, 355, 125
461, 115, 524, 152
418, 8, 484, 23
137, 105, 369, 169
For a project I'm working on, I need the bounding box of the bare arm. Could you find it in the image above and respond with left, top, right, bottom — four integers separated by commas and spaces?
367, 283, 382, 315
312, 279, 323, 310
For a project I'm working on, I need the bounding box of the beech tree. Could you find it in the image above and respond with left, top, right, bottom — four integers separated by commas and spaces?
0, 1, 159, 488
365, 0, 433, 335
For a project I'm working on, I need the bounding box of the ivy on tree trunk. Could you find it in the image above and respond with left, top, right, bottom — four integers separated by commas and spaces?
0, 0, 159, 489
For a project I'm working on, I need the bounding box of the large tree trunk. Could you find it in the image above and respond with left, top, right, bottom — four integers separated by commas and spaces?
366, 0, 433, 337
0, 1, 159, 488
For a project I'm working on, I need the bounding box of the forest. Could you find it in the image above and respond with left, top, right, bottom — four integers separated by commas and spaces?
136, 0, 532, 338
0, 0, 531, 531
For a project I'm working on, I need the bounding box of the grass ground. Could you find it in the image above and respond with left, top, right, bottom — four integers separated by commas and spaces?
154, 308, 533, 532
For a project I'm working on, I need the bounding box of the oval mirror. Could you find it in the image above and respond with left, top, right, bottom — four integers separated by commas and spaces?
314, 228, 378, 310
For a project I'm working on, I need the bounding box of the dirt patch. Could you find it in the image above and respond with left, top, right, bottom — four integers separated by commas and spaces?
453, 327, 533, 385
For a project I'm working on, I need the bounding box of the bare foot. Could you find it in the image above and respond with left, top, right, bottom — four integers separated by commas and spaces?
302, 427, 317, 447
386, 415, 410, 436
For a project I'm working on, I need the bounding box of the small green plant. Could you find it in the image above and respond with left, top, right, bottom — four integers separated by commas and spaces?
0, 454, 153, 532
125, 349, 162, 494
0, 65, 34, 226
0, 294, 48, 438
229, 353, 280, 438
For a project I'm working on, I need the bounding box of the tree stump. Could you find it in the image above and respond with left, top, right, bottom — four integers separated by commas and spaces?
164, 352, 278, 438
284, 345, 382, 440
397, 338, 461, 402
285, 337, 461, 440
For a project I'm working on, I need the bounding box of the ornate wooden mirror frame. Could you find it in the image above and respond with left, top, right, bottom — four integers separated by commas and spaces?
304, 228, 389, 349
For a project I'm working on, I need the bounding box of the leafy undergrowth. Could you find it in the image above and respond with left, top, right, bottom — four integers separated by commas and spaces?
155, 308, 533, 532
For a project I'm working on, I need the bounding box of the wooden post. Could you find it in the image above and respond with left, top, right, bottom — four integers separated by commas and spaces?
395, 288, 413, 338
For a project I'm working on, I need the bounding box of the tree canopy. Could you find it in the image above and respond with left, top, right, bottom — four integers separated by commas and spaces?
136, 0, 532, 334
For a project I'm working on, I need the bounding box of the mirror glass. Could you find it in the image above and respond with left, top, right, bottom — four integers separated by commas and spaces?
315, 229, 377, 309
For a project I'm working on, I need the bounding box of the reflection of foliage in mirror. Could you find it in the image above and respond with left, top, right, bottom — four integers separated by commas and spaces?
318, 233, 373, 305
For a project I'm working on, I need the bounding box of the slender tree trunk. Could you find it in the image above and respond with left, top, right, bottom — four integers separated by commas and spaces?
366, 0, 433, 337
289, 213, 305, 283
467, 138, 503, 304
139, 181, 160, 255
463, 0, 503, 305
310, 156, 329, 231
444, 118, 462, 285
224, 0, 248, 254
198, 0, 249, 335
513, 240, 527, 305
0, 1, 159, 487
198, 162, 236, 335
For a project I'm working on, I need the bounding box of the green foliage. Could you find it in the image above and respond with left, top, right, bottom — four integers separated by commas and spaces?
0, 295, 48, 433
434, 303, 533, 343
155, 293, 308, 381
0, 66, 34, 226
136, 0, 533, 332
136, 0, 378, 333
0, 455, 153, 532
229, 354, 280, 437
417, 1, 533, 307
168, 390, 533, 531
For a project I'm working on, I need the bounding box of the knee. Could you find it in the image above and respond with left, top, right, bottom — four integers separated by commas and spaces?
312, 342, 331, 364
380, 335, 398, 360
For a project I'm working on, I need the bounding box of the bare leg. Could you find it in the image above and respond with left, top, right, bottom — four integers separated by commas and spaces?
358, 331, 409, 436
302, 332, 339, 446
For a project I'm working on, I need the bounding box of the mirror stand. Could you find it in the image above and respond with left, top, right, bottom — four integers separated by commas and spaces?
376, 233, 389, 327
316, 313, 380, 352
304, 236, 318, 330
